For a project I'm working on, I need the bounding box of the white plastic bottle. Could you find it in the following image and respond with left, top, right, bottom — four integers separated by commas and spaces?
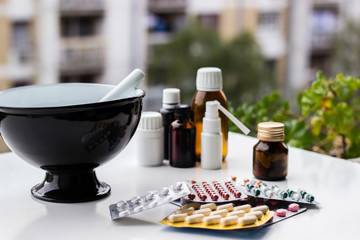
201, 101, 223, 170
201, 101, 251, 170
135, 112, 164, 166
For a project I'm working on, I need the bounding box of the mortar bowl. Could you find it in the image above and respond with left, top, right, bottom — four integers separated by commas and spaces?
0, 83, 145, 203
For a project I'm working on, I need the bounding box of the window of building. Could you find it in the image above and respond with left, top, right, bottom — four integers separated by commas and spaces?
311, 8, 337, 50
258, 12, 279, 30
198, 15, 218, 30
147, 13, 185, 33
12, 22, 31, 63
61, 16, 103, 37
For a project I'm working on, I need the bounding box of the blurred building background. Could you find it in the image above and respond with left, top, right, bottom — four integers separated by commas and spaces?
0, 0, 147, 89
1, 0, 360, 152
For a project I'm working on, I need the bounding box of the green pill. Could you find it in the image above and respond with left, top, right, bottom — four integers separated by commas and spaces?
286, 188, 294, 197
299, 190, 307, 198
252, 188, 261, 196
246, 182, 254, 190
306, 194, 315, 202
279, 191, 288, 199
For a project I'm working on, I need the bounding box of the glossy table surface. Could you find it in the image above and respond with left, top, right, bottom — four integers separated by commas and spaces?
0, 132, 359, 239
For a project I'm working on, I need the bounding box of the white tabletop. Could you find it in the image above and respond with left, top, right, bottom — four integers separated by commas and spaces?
0, 132, 359, 239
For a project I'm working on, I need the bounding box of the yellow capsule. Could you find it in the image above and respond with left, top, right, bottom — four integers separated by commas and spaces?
251, 205, 269, 214
238, 215, 257, 226
176, 207, 195, 215
200, 203, 217, 211
216, 203, 234, 212
220, 216, 238, 226
234, 204, 251, 213
168, 213, 187, 223
194, 208, 211, 216
210, 209, 228, 217
227, 210, 245, 217
203, 215, 221, 225
185, 214, 204, 224
245, 211, 263, 220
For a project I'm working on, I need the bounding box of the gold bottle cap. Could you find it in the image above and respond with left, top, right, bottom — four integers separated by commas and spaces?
257, 122, 285, 142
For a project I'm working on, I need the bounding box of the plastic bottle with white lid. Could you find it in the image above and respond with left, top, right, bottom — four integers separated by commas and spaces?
201, 101, 250, 170
136, 111, 164, 166
201, 101, 223, 169
191, 67, 228, 161
160, 88, 180, 160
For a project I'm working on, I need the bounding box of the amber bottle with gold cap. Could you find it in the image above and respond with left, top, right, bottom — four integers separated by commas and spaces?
253, 122, 288, 180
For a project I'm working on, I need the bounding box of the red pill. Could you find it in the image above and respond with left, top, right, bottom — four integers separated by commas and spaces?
234, 191, 241, 198
210, 195, 219, 201
188, 193, 196, 200
288, 203, 299, 212
276, 209, 287, 217
199, 194, 207, 201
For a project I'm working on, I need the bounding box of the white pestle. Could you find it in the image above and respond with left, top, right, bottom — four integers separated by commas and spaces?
99, 68, 145, 102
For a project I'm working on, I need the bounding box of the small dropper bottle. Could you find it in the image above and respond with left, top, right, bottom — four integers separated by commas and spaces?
160, 88, 180, 160
169, 105, 196, 168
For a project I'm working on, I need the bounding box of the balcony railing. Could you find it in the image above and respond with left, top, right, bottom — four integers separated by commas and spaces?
59, 0, 105, 16
60, 37, 104, 73
311, 32, 334, 51
148, 0, 187, 12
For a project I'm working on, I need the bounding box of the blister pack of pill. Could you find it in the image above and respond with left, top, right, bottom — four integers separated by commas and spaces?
160, 202, 274, 230
109, 182, 190, 220
181, 180, 248, 204
234, 178, 319, 205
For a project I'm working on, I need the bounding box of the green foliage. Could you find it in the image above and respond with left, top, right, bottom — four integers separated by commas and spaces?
148, 18, 275, 105
230, 92, 313, 150
231, 72, 360, 159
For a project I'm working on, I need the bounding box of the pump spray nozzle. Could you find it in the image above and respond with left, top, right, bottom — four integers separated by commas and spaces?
201, 101, 250, 170
209, 100, 250, 135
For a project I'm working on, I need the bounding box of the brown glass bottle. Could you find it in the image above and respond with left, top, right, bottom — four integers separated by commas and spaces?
191, 67, 228, 161
169, 105, 196, 168
253, 122, 288, 180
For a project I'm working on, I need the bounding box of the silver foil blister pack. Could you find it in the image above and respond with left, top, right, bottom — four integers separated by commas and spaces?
233, 178, 319, 205
181, 180, 248, 204
109, 182, 190, 220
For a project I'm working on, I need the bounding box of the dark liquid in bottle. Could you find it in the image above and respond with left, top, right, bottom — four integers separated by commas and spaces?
169, 105, 196, 168
160, 108, 175, 160
253, 141, 288, 180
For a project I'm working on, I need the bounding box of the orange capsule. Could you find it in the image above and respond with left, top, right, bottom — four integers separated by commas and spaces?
231, 176, 237, 181
244, 179, 249, 183
257, 180, 262, 185
191, 180, 197, 184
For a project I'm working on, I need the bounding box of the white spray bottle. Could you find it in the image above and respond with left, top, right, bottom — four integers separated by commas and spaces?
201, 101, 250, 170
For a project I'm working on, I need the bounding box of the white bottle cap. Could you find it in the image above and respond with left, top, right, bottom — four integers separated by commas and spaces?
203, 101, 221, 133
196, 67, 223, 92
138, 112, 163, 131
162, 88, 180, 108
136, 111, 164, 167
205, 101, 219, 119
